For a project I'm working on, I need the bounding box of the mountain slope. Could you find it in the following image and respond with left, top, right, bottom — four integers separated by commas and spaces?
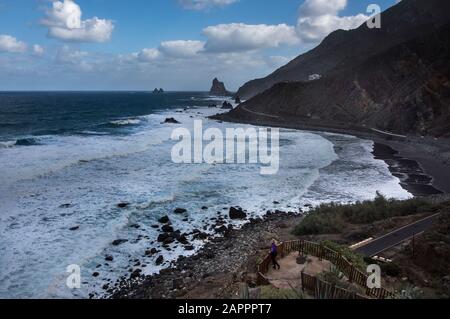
236, 0, 450, 100
223, 25, 450, 136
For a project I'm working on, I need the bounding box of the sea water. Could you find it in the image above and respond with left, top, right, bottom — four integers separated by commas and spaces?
0, 92, 411, 298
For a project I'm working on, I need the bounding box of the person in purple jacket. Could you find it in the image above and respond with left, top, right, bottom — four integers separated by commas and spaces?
270, 240, 281, 270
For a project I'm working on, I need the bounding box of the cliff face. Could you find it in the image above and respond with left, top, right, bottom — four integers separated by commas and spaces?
226, 0, 450, 136
236, 0, 450, 100
210, 78, 230, 96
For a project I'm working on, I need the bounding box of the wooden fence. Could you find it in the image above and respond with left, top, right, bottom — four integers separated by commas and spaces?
257, 240, 394, 299
301, 272, 368, 299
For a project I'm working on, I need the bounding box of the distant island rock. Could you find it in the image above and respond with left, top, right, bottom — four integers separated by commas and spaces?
209, 78, 231, 96
153, 88, 164, 94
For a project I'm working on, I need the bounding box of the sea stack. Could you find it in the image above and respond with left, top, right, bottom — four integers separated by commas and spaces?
209, 78, 230, 96
153, 88, 164, 94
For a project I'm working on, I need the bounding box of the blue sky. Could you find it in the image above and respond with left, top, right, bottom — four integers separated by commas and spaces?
0, 0, 399, 91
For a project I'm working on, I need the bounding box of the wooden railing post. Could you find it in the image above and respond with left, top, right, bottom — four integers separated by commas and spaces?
256, 239, 393, 299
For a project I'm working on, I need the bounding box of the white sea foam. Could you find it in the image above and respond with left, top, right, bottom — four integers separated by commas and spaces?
109, 119, 142, 126
0, 141, 15, 148
0, 102, 411, 299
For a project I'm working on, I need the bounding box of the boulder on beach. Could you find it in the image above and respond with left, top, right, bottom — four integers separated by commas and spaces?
161, 225, 174, 233
157, 233, 171, 243
155, 255, 164, 266
112, 239, 128, 246
158, 216, 170, 224
163, 118, 180, 124
174, 208, 187, 214
221, 101, 233, 110
145, 248, 158, 256
229, 207, 247, 220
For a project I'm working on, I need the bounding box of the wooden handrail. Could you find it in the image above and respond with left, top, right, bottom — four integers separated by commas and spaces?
256, 240, 394, 299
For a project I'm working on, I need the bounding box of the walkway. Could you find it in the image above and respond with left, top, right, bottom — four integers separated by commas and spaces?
264, 253, 332, 289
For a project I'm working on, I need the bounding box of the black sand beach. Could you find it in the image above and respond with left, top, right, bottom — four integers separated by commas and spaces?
212, 112, 450, 196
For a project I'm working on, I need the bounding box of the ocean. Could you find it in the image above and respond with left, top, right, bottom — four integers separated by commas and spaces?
0, 92, 411, 298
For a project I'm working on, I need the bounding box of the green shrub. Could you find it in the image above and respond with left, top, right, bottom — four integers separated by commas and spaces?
294, 194, 435, 236
318, 267, 365, 295
321, 241, 367, 271
381, 262, 402, 277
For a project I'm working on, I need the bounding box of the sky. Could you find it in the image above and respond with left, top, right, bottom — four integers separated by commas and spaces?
0, 0, 400, 91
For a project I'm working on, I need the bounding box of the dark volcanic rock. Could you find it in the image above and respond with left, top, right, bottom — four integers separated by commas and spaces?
163, 237, 175, 245
177, 235, 189, 245
161, 225, 174, 233
130, 269, 142, 279
153, 88, 164, 94
158, 216, 170, 224
157, 233, 170, 243
163, 118, 180, 124
209, 78, 230, 96
174, 208, 187, 214
221, 101, 233, 110
112, 239, 128, 246
148, 248, 158, 255
229, 207, 247, 220
155, 255, 164, 266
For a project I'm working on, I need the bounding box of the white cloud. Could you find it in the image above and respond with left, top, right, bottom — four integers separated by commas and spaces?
0, 34, 27, 53
159, 40, 205, 58
203, 23, 299, 52
178, 0, 238, 11
296, 0, 369, 43
41, 0, 114, 43
56, 45, 87, 62
33, 44, 45, 56
127, 41, 205, 64
137, 48, 161, 62
55, 45, 93, 71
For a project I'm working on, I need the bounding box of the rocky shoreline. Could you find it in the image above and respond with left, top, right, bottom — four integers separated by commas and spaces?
108, 211, 303, 299
106, 110, 449, 300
